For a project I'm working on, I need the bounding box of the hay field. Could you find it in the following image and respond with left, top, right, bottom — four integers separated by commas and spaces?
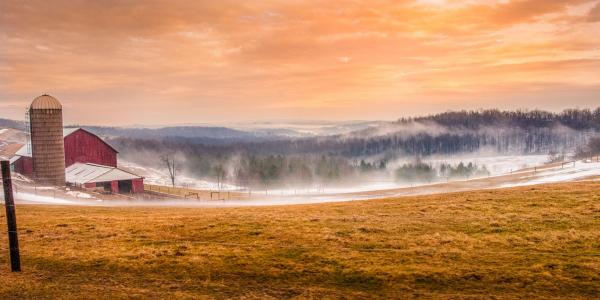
1, 182, 599, 299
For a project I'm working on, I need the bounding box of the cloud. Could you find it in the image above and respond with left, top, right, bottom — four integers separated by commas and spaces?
0, 0, 598, 125
588, 1, 600, 21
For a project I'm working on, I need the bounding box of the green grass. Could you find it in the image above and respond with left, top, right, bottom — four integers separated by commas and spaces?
0, 182, 599, 299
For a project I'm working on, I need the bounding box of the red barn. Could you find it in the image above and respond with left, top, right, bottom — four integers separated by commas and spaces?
63, 128, 117, 167
11, 127, 144, 193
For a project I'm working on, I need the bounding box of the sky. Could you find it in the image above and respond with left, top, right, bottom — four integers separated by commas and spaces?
1, 0, 599, 126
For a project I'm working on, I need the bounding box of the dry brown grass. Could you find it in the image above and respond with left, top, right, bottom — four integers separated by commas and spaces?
0, 182, 599, 299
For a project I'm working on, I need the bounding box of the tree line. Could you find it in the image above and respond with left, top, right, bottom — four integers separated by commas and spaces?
106, 108, 599, 187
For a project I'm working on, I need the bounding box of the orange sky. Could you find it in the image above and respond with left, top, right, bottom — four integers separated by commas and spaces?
1, 0, 599, 125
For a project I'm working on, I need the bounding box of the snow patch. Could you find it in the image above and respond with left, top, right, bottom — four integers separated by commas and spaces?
14, 192, 78, 205
120, 161, 241, 191
66, 191, 93, 199
500, 160, 600, 188
400, 154, 550, 176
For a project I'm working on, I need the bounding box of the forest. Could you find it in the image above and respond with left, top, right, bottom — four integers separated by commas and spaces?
107, 108, 600, 187
395, 161, 490, 183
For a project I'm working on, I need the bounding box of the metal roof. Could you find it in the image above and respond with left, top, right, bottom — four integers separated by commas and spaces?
0, 142, 24, 158
63, 128, 79, 137
30, 94, 62, 110
65, 163, 142, 184
14, 144, 31, 157
9, 156, 20, 164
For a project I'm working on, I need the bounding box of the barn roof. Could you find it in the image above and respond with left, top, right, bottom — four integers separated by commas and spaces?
9, 155, 20, 164
0, 142, 25, 159
63, 128, 79, 137
65, 163, 142, 184
14, 144, 31, 158
63, 127, 119, 153
30, 94, 62, 110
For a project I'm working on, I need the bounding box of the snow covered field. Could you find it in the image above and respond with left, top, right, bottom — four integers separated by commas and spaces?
13, 192, 79, 205
417, 154, 550, 175
6, 155, 599, 207
123, 154, 599, 198
120, 154, 554, 196
500, 160, 600, 187
120, 161, 241, 191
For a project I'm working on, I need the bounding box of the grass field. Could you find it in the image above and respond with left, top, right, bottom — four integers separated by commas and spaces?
1, 182, 599, 299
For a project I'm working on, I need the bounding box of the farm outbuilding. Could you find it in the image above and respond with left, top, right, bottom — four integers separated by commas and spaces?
11, 146, 33, 175
66, 163, 144, 194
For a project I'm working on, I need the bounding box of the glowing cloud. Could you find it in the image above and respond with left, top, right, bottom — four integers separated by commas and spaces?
0, 0, 598, 125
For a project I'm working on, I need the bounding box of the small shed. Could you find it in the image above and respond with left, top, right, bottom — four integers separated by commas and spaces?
11, 145, 34, 176
65, 163, 144, 194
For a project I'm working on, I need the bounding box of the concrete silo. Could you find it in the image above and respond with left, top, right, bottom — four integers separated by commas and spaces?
29, 94, 66, 186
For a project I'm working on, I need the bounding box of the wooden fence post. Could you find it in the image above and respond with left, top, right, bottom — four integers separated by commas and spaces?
1, 160, 21, 272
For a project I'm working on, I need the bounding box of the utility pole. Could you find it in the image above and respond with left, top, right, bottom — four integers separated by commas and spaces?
1, 160, 21, 272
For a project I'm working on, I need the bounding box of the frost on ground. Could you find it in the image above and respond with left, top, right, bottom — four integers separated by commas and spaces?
398, 154, 550, 176
6, 155, 599, 207
120, 161, 241, 190
13, 192, 78, 205
501, 160, 600, 188
121, 154, 599, 198
66, 191, 93, 199
120, 154, 552, 196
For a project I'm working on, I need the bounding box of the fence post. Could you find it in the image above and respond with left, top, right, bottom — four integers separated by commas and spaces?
1, 160, 21, 272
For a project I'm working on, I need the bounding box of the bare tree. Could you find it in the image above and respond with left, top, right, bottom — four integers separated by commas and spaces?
161, 154, 178, 187
213, 164, 225, 191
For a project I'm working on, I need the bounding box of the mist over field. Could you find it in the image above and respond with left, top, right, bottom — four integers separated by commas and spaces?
3, 108, 599, 196
92, 108, 600, 192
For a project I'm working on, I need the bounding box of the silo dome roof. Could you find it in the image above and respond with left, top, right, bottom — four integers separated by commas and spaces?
30, 94, 62, 110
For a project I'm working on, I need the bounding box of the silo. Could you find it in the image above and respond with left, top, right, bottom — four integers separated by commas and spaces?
29, 94, 66, 186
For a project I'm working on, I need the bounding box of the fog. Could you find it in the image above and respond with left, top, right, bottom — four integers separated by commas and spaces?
4, 108, 599, 207
127, 151, 550, 190
3, 153, 597, 208
9, 159, 599, 208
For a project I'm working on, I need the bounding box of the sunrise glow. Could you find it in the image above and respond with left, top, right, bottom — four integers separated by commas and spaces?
1, 0, 599, 125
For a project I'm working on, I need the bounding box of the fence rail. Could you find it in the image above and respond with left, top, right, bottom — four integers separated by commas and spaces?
144, 184, 250, 200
